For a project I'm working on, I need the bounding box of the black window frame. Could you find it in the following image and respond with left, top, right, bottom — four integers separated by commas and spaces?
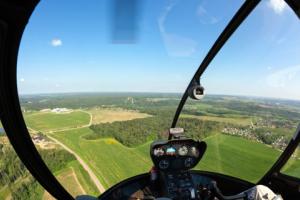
0, 0, 300, 199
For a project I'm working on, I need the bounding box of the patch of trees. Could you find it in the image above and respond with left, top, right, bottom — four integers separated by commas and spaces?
89, 116, 223, 147
185, 97, 300, 122
179, 118, 223, 140
0, 142, 76, 200
254, 128, 291, 146
225, 101, 300, 121
0, 145, 27, 188
222, 124, 293, 150
39, 148, 76, 172
11, 178, 42, 200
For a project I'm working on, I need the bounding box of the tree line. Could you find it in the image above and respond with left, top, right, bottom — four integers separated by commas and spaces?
0, 140, 75, 200
89, 116, 224, 147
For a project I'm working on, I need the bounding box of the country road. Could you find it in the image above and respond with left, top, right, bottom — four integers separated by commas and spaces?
47, 135, 105, 193
28, 111, 106, 194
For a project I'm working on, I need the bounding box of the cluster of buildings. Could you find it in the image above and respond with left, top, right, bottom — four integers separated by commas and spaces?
31, 133, 55, 149
40, 108, 72, 113
222, 126, 288, 150
222, 127, 261, 142
272, 136, 288, 150
253, 118, 295, 129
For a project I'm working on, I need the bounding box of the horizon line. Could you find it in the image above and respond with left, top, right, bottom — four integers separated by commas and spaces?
18, 91, 300, 102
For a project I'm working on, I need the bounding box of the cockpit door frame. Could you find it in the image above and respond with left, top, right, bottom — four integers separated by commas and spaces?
0, 1, 74, 199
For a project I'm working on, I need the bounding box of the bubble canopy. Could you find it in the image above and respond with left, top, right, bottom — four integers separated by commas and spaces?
0, 0, 300, 199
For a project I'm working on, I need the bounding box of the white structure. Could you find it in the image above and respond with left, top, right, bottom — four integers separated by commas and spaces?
51, 108, 71, 113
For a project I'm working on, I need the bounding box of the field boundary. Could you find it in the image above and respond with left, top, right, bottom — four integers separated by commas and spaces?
27, 121, 105, 194
47, 134, 105, 193
70, 167, 86, 194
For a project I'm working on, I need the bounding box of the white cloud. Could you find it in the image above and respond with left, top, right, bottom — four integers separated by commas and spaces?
20, 78, 25, 82
55, 84, 60, 88
51, 38, 62, 47
158, 2, 197, 57
267, 65, 300, 88
268, 0, 287, 14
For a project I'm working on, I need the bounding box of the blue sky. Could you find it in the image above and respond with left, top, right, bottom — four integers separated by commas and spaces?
17, 0, 300, 100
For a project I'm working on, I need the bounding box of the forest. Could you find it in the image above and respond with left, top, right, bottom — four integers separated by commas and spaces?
89, 116, 223, 147
0, 135, 76, 200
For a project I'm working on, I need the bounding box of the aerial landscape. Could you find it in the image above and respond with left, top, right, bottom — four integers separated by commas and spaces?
1, 92, 300, 199
0, 0, 299, 199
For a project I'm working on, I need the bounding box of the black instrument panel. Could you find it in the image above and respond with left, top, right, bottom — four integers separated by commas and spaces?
150, 139, 206, 171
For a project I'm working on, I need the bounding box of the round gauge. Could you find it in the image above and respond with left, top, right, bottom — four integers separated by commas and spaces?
190, 146, 199, 157
159, 159, 170, 169
153, 148, 164, 157
166, 146, 176, 155
178, 146, 188, 156
184, 157, 194, 168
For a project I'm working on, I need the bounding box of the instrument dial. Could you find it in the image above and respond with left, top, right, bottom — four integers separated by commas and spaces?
178, 146, 188, 156
190, 146, 199, 157
159, 159, 170, 169
184, 157, 194, 168
153, 148, 164, 157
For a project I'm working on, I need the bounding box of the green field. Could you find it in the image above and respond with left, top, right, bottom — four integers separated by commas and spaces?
56, 160, 99, 196
198, 135, 281, 182
281, 149, 300, 179
181, 114, 253, 126
17, 94, 300, 195
43, 160, 98, 199
51, 128, 152, 188
43, 166, 84, 199
0, 184, 11, 200
52, 128, 286, 187
24, 111, 90, 132
68, 161, 99, 196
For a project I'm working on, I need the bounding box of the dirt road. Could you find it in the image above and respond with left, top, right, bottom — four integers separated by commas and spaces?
27, 110, 105, 193
47, 135, 105, 193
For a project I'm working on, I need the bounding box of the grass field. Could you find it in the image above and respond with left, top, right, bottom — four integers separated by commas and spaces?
0, 185, 11, 200
68, 161, 99, 196
24, 111, 90, 132
23, 107, 299, 190
198, 134, 281, 182
51, 128, 152, 189
43, 160, 99, 199
181, 114, 253, 126
43, 167, 84, 200
88, 108, 151, 124
281, 150, 300, 178
52, 128, 286, 188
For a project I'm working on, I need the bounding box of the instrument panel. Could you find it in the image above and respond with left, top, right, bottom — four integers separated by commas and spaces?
150, 139, 206, 171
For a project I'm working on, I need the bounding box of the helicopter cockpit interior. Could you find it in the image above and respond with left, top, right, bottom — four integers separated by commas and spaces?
1, 0, 300, 200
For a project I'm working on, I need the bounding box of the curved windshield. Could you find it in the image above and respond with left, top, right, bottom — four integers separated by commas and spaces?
178, 0, 300, 183
15, 0, 244, 197
7, 0, 300, 199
